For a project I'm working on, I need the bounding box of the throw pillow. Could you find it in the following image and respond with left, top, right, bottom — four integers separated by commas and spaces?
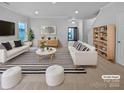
2, 42, 12, 50
73, 41, 78, 47
14, 40, 22, 47
0, 44, 5, 49
82, 47, 87, 51
79, 45, 86, 51
76, 43, 82, 51
9, 41, 15, 48
86, 48, 90, 51
73, 41, 80, 48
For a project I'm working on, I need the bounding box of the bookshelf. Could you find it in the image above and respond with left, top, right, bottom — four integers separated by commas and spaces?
93, 24, 116, 62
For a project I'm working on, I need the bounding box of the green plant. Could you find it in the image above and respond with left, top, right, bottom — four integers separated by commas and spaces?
28, 28, 34, 41
40, 41, 46, 49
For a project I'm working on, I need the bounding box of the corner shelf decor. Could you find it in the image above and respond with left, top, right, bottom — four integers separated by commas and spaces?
93, 24, 116, 62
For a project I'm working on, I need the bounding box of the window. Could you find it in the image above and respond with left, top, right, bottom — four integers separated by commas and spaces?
18, 22, 26, 41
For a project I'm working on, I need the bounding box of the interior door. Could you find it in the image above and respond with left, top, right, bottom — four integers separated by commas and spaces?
68, 27, 78, 41
68, 27, 74, 41
116, 13, 124, 66
117, 27, 124, 66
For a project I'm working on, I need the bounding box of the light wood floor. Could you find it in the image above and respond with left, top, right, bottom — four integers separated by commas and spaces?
0, 56, 124, 90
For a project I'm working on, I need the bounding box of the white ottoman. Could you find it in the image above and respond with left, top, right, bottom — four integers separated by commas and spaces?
46, 65, 64, 86
1, 66, 22, 89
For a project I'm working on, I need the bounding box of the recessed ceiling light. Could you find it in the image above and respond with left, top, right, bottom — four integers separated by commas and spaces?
52, 2, 56, 4
34, 11, 39, 15
75, 10, 79, 14
72, 21, 76, 24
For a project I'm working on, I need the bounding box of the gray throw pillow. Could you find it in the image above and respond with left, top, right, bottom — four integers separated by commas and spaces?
0, 44, 6, 49
73, 41, 79, 47
9, 41, 15, 48
79, 45, 86, 51
76, 43, 82, 51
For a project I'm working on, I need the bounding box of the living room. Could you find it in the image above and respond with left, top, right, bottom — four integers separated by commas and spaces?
0, 1, 124, 91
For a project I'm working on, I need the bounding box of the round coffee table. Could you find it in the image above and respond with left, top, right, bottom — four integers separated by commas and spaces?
36, 47, 56, 61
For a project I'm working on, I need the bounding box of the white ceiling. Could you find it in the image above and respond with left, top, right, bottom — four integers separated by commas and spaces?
0, 2, 109, 19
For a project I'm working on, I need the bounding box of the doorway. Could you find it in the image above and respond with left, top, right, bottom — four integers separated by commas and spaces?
116, 13, 124, 66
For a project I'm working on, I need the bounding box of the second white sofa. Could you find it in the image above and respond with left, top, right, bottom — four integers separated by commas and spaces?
68, 41, 98, 66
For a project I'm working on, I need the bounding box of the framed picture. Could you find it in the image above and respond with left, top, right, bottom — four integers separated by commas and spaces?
41, 25, 56, 35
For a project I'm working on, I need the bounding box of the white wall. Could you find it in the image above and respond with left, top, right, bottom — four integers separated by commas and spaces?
87, 3, 124, 46
93, 3, 124, 26
88, 3, 124, 63
29, 18, 83, 47
29, 18, 69, 47
78, 20, 83, 41
83, 18, 96, 44
0, 4, 83, 47
93, 3, 117, 26
0, 5, 28, 42
86, 3, 124, 46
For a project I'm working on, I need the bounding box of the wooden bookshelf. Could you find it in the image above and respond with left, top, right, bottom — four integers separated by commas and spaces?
93, 24, 116, 62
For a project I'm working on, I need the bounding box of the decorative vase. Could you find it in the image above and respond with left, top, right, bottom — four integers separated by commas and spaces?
41, 37, 45, 40
46, 47, 49, 50
54, 37, 56, 39
48, 37, 51, 40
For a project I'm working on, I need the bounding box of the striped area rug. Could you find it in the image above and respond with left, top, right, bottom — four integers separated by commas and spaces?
0, 47, 86, 74
0, 65, 86, 74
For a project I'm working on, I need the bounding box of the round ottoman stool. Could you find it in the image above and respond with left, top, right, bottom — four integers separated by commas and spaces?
46, 65, 64, 86
1, 66, 22, 89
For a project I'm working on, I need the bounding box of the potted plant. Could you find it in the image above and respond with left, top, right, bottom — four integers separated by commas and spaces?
40, 40, 46, 51
27, 28, 35, 46
28, 28, 35, 42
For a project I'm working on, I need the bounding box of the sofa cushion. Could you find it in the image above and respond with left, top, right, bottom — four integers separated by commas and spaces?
83, 43, 95, 51
0, 44, 6, 49
81, 47, 90, 51
76, 43, 82, 51
7, 45, 28, 58
73, 41, 90, 51
73, 41, 79, 47
78, 44, 85, 51
14, 40, 22, 47
73, 41, 83, 49
1, 42, 12, 51
86, 48, 90, 51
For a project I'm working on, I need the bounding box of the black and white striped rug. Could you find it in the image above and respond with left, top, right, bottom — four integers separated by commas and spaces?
0, 64, 86, 74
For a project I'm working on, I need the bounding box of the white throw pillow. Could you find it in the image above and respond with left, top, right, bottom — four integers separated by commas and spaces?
9, 41, 15, 48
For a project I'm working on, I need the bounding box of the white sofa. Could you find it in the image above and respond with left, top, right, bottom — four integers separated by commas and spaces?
0, 41, 31, 63
68, 41, 97, 66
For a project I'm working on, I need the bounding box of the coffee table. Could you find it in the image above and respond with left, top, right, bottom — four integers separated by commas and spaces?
36, 47, 56, 61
